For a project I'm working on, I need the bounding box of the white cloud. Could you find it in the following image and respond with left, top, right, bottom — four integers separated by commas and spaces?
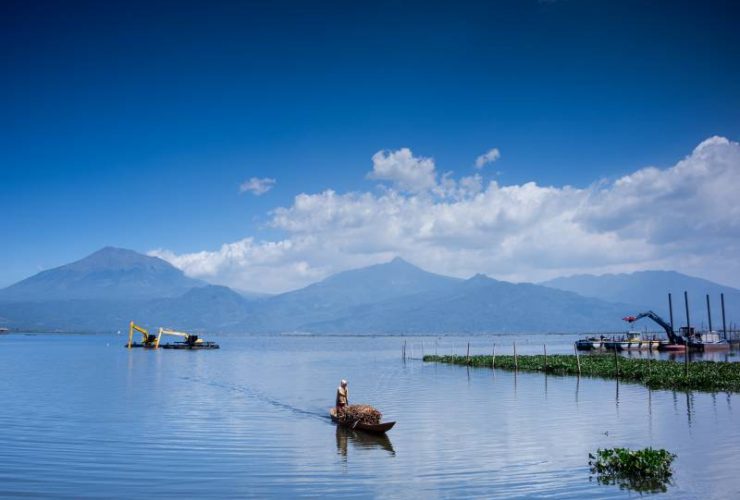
367, 148, 437, 192
239, 177, 276, 195
152, 138, 740, 293
475, 147, 501, 168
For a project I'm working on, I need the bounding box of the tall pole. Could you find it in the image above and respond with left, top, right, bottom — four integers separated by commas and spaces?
684, 291, 691, 374
706, 294, 713, 333
721, 293, 728, 340
684, 291, 691, 334
668, 293, 674, 331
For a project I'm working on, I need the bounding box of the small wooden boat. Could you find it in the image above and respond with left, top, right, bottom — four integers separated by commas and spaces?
329, 408, 395, 434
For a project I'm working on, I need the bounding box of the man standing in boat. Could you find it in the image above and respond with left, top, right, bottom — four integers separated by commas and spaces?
336, 379, 349, 412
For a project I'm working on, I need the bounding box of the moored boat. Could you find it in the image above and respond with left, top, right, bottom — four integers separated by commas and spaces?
604, 331, 652, 350
687, 329, 730, 352
575, 337, 605, 350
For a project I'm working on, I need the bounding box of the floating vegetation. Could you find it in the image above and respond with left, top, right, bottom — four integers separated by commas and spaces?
422, 354, 740, 392
337, 405, 382, 425
589, 448, 676, 493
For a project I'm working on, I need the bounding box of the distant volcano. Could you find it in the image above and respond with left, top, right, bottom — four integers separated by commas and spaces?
0, 246, 205, 301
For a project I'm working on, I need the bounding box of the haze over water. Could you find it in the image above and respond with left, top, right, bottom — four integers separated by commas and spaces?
1, 333, 738, 498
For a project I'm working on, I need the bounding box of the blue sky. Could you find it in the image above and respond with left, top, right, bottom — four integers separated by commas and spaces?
2, 0, 739, 290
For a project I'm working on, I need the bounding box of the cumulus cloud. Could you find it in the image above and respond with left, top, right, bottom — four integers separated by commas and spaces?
239, 177, 276, 195
151, 138, 740, 293
475, 148, 501, 168
367, 148, 437, 192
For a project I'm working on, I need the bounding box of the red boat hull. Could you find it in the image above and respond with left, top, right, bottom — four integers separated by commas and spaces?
658, 344, 686, 352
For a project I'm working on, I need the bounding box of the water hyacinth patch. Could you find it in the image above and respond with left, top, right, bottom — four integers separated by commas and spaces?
589, 447, 676, 493
422, 354, 740, 392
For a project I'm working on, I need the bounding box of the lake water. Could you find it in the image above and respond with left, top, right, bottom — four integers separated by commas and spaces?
1, 333, 738, 498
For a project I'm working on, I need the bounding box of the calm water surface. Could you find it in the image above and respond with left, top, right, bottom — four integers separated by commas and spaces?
1, 333, 738, 498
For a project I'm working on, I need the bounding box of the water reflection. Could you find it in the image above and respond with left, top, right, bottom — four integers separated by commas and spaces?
615, 379, 620, 412
648, 388, 653, 438
335, 426, 395, 457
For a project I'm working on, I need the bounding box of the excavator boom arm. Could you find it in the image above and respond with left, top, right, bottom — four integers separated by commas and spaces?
128, 321, 150, 348
633, 311, 683, 344
156, 328, 199, 347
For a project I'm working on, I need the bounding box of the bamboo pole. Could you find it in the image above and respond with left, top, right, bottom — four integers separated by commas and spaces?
513, 341, 518, 371
574, 343, 581, 376
466, 342, 470, 365
543, 344, 548, 372
492, 343, 496, 369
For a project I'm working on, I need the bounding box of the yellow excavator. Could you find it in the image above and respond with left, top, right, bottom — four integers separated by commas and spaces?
127, 321, 158, 349
155, 327, 219, 350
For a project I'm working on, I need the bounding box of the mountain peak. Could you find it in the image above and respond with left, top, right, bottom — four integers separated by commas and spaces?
0, 247, 204, 301
68, 247, 168, 271
386, 256, 416, 268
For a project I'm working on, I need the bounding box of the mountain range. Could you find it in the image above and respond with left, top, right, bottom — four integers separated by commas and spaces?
0, 247, 736, 334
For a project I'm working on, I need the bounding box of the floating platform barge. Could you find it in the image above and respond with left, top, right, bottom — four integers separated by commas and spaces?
125, 322, 219, 350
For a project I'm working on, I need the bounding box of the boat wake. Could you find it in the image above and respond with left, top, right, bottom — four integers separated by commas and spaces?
180, 375, 330, 421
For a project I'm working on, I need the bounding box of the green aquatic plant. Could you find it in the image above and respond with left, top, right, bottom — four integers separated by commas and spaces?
422, 354, 740, 392
589, 447, 676, 493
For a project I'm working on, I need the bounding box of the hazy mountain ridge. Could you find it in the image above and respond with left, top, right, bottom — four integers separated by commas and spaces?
542, 270, 740, 327
304, 274, 634, 333
1, 248, 736, 333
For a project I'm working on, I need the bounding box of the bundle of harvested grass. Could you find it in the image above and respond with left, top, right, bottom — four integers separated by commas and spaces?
338, 404, 382, 425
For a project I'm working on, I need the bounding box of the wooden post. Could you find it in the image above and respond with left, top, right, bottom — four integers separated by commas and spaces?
403, 340, 407, 361
543, 344, 548, 372
574, 343, 581, 376
685, 348, 689, 377
466, 342, 470, 365
492, 343, 496, 369
513, 341, 518, 371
